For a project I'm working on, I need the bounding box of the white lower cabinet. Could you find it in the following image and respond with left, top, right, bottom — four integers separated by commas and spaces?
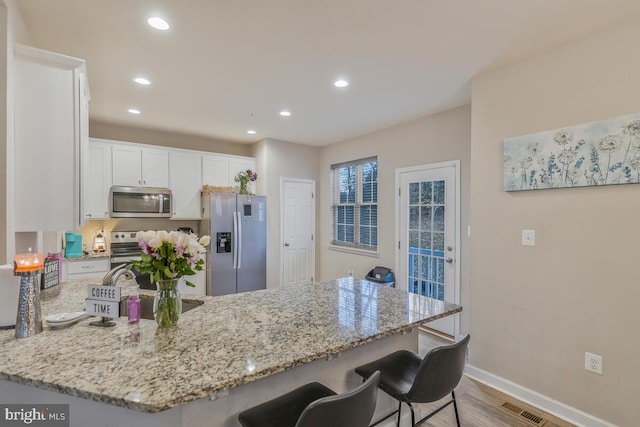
65, 258, 110, 280
178, 271, 206, 296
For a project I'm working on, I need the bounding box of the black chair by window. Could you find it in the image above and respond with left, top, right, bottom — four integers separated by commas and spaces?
355, 334, 470, 427
238, 371, 380, 427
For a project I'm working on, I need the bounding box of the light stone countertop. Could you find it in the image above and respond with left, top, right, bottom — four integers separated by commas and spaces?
0, 277, 461, 413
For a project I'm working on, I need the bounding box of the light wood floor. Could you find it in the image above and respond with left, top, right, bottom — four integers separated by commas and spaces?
409, 332, 576, 427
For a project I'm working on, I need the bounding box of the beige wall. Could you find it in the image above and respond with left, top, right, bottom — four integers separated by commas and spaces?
252, 139, 320, 289
89, 119, 251, 156
318, 105, 471, 332
470, 19, 640, 426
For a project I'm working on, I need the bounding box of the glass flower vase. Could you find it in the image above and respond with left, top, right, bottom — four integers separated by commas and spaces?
153, 278, 182, 328
239, 180, 249, 195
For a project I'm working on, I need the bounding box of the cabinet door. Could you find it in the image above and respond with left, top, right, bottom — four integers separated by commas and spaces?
142, 148, 170, 188
229, 158, 256, 193
170, 151, 202, 219
112, 145, 142, 186
83, 140, 112, 219
14, 46, 86, 231
202, 155, 230, 186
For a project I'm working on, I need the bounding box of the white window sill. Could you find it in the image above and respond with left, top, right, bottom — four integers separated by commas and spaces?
327, 244, 379, 258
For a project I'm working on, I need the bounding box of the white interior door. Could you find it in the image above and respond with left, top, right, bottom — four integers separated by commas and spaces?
397, 161, 460, 337
281, 178, 316, 285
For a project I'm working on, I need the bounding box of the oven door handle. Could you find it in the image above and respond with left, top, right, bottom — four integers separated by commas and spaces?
111, 255, 141, 263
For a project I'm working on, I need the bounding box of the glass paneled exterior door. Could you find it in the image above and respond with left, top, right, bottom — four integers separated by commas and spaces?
398, 162, 458, 336
408, 180, 446, 300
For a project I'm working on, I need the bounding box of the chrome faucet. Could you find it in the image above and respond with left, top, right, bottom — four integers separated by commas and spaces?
102, 264, 135, 286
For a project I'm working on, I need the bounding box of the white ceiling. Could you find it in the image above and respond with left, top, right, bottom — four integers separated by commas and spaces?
16, 0, 640, 147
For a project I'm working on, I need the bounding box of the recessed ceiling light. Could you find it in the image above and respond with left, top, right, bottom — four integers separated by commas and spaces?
247, 130, 256, 135
279, 111, 291, 117
147, 17, 170, 30
334, 79, 349, 88
134, 77, 151, 85
128, 109, 141, 115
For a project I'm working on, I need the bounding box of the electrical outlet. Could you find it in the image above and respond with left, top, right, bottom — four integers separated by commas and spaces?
585, 352, 603, 375
521, 229, 536, 246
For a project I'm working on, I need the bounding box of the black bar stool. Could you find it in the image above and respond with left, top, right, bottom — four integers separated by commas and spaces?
238, 371, 380, 427
355, 334, 470, 427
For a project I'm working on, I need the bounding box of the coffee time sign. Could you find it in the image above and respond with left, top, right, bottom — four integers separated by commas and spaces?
86, 285, 121, 318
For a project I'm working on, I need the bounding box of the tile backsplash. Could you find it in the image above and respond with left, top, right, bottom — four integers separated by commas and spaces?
79, 218, 201, 252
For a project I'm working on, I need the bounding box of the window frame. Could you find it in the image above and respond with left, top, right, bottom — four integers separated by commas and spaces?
330, 156, 378, 252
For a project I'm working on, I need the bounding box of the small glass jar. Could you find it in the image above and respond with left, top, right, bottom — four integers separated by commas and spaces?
127, 286, 141, 324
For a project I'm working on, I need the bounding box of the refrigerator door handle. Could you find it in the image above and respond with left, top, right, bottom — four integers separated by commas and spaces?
237, 211, 242, 269
233, 211, 238, 269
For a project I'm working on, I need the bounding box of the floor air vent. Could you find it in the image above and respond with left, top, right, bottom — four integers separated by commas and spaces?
501, 402, 548, 426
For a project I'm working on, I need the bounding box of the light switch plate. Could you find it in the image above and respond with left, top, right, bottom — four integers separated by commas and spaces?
522, 229, 535, 246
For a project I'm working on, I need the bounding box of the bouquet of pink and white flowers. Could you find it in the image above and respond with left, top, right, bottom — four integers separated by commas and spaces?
128, 230, 211, 287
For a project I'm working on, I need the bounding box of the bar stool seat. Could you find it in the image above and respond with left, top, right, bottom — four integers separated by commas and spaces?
355, 334, 470, 427
238, 371, 380, 427
238, 382, 336, 427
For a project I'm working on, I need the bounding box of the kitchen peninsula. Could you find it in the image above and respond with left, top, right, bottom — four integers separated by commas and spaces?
0, 277, 461, 427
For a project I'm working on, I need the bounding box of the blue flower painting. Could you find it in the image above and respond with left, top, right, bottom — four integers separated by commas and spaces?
504, 112, 640, 191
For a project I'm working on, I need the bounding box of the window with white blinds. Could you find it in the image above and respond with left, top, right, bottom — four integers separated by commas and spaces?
330, 157, 378, 251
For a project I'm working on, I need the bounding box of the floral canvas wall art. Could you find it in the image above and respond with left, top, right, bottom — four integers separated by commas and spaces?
504, 112, 640, 191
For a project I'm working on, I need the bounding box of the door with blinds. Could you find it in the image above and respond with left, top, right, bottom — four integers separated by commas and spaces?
397, 161, 459, 337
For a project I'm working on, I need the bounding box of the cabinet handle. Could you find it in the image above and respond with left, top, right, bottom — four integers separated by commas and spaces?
86, 213, 92, 218
81, 265, 95, 269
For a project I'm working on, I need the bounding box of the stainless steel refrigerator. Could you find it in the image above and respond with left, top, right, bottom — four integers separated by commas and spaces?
201, 194, 267, 296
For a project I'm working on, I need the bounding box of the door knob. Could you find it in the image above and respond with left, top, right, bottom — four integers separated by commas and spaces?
284, 243, 290, 247
445, 257, 453, 264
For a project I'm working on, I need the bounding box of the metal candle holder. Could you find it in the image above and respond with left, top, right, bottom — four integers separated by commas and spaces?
14, 251, 45, 339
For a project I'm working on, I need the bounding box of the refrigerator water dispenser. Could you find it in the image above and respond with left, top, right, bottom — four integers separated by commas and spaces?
216, 232, 232, 253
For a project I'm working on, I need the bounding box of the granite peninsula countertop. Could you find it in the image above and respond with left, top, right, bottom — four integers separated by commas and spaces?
0, 277, 462, 413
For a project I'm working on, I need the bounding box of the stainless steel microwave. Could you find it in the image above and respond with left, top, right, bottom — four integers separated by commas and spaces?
109, 186, 172, 218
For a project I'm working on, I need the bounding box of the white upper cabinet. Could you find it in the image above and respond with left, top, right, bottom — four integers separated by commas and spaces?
202, 154, 230, 186
112, 145, 169, 188
83, 139, 112, 220
170, 150, 202, 219
142, 148, 170, 188
203, 154, 256, 191
229, 158, 257, 193
80, 138, 256, 220
13, 44, 89, 231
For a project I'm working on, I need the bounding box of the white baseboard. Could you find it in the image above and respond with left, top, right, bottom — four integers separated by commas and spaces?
464, 365, 617, 427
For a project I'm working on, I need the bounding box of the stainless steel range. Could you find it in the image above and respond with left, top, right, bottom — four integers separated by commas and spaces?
109, 231, 153, 289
